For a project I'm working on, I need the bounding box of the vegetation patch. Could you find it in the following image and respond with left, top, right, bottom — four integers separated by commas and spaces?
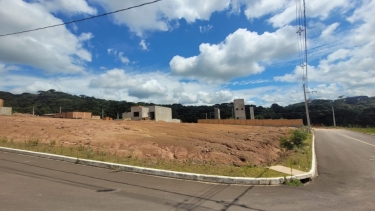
347, 127, 375, 135
278, 128, 312, 172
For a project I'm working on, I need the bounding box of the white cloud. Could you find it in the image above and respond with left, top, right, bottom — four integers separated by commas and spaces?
88, 68, 236, 104
90, 0, 230, 36
0, 63, 19, 74
198, 90, 233, 104
199, 25, 213, 33
37, 0, 97, 15
139, 40, 148, 50
0, 0, 93, 74
320, 22, 340, 37
170, 26, 297, 81
118, 52, 130, 64
239, 0, 352, 28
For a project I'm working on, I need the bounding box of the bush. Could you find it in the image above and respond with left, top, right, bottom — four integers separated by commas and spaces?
280, 128, 308, 150
280, 137, 294, 150
290, 129, 308, 148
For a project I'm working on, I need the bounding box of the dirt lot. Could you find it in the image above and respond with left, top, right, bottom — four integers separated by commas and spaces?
0, 116, 292, 166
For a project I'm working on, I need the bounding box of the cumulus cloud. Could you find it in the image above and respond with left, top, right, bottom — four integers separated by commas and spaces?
88, 68, 238, 104
198, 90, 233, 104
0, 0, 93, 74
37, 0, 97, 15
170, 26, 297, 81
90, 0, 230, 36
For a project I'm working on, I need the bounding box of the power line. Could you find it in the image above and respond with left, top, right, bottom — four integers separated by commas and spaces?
0, 0, 162, 37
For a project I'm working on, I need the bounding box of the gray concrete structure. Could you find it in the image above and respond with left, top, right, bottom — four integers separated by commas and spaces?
148, 106, 172, 122
0, 107, 12, 116
131, 106, 149, 120
214, 108, 220, 119
250, 107, 255, 119
122, 105, 174, 122
234, 99, 246, 119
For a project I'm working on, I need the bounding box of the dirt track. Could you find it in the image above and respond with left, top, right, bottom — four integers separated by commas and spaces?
0, 116, 292, 166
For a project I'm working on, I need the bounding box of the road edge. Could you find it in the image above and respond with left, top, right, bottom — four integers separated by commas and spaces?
0, 132, 316, 185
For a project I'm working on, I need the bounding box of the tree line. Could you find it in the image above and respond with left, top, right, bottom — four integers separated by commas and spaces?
1, 90, 374, 127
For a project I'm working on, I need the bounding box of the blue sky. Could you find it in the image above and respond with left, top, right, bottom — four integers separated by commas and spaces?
0, 0, 374, 106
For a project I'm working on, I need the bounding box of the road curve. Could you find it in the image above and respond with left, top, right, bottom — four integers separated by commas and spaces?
0, 129, 374, 211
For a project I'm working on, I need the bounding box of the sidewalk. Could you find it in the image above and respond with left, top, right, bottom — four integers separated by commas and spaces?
269, 165, 307, 176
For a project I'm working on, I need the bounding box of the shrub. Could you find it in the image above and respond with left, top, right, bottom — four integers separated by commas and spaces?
280, 137, 294, 150
290, 129, 308, 148
280, 128, 308, 150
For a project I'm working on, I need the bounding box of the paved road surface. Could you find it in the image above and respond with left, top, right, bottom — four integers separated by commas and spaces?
1, 129, 374, 210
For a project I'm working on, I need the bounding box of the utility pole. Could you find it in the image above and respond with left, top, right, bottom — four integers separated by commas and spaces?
332, 105, 336, 127
60, 106, 61, 114
303, 84, 312, 133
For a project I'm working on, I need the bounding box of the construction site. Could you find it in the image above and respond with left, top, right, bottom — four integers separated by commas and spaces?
0, 97, 304, 167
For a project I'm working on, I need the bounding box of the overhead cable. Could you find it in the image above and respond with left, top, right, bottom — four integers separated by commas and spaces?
0, 0, 162, 37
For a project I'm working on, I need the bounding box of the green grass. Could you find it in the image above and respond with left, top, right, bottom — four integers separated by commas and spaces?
278, 133, 313, 172
0, 136, 287, 178
346, 127, 375, 135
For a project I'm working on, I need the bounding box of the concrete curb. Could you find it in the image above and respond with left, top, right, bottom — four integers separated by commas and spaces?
0, 133, 317, 185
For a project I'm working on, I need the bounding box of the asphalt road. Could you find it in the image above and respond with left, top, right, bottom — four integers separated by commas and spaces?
1, 129, 374, 211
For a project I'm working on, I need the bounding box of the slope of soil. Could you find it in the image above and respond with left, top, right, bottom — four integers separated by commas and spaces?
0, 116, 292, 166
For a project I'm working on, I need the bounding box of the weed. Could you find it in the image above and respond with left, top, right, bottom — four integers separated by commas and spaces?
77, 144, 85, 151
25, 138, 39, 147
284, 177, 303, 186
1, 136, 8, 143
49, 140, 56, 147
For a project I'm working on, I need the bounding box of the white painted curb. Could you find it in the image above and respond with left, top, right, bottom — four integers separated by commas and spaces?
0, 132, 316, 185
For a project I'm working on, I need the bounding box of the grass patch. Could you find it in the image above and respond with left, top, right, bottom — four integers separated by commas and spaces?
0, 136, 287, 178
284, 177, 303, 186
346, 127, 375, 135
278, 130, 313, 172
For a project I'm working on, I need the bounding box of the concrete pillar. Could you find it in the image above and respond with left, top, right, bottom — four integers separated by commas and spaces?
214, 108, 221, 119
250, 107, 255, 120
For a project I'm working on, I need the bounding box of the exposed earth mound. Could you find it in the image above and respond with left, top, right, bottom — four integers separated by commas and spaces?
0, 116, 292, 166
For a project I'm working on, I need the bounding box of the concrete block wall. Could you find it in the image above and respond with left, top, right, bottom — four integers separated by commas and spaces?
131, 106, 149, 120
149, 106, 172, 122
198, 119, 304, 127
122, 112, 132, 119
54, 112, 92, 119
0, 107, 12, 115
234, 99, 246, 119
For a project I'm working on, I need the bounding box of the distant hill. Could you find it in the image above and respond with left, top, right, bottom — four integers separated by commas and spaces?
1, 90, 374, 126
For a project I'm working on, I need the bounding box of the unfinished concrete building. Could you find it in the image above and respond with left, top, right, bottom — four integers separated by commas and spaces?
0, 99, 12, 116
122, 105, 173, 122
234, 99, 246, 119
